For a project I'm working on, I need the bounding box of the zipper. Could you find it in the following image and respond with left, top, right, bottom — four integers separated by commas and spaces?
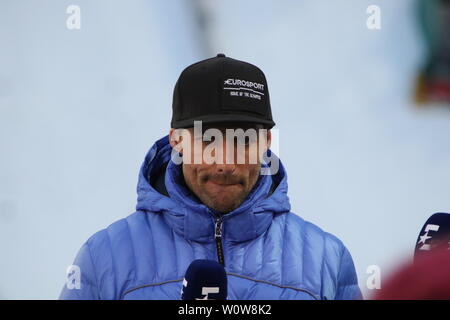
214, 216, 225, 266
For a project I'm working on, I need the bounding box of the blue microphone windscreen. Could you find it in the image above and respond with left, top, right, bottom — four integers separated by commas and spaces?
181, 259, 227, 300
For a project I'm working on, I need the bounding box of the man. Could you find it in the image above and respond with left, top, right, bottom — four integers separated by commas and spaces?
60, 54, 362, 300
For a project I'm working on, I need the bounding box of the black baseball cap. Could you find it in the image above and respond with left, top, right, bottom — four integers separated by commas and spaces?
171, 54, 275, 129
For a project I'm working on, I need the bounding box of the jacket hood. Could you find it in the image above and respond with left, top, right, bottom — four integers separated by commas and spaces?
136, 135, 291, 243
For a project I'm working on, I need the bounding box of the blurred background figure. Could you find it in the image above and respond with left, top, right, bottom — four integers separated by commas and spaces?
373, 247, 450, 300
415, 0, 450, 104
1, 0, 450, 299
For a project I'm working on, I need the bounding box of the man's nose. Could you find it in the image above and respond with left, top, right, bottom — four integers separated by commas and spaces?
215, 163, 236, 175
219, 138, 240, 165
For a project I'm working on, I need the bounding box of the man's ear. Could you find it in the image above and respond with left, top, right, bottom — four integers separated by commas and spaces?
258, 128, 271, 158
169, 128, 177, 148
169, 128, 184, 154
267, 129, 272, 150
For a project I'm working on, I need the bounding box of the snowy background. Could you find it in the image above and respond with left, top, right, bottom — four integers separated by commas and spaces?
1, 0, 449, 299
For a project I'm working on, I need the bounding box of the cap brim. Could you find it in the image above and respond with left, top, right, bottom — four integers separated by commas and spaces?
172, 114, 275, 129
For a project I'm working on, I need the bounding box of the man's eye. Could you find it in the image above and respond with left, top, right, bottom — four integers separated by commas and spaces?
202, 135, 215, 142
235, 136, 252, 146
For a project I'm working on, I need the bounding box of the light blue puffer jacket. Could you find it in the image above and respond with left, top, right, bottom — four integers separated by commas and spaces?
59, 135, 362, 300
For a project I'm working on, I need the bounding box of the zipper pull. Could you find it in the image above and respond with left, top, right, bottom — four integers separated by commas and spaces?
214, 216, 225, 266
215, 217, 223, 239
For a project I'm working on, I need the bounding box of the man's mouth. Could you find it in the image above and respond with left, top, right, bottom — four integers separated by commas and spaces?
207, 179, 243, 187
209, 181, 238, 186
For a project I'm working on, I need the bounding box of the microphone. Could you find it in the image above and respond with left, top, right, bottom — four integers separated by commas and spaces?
181, 259, 227, 300
415, 212, 450, 260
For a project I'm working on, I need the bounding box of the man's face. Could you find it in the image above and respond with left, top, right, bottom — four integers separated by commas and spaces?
169, 124, 271, 214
